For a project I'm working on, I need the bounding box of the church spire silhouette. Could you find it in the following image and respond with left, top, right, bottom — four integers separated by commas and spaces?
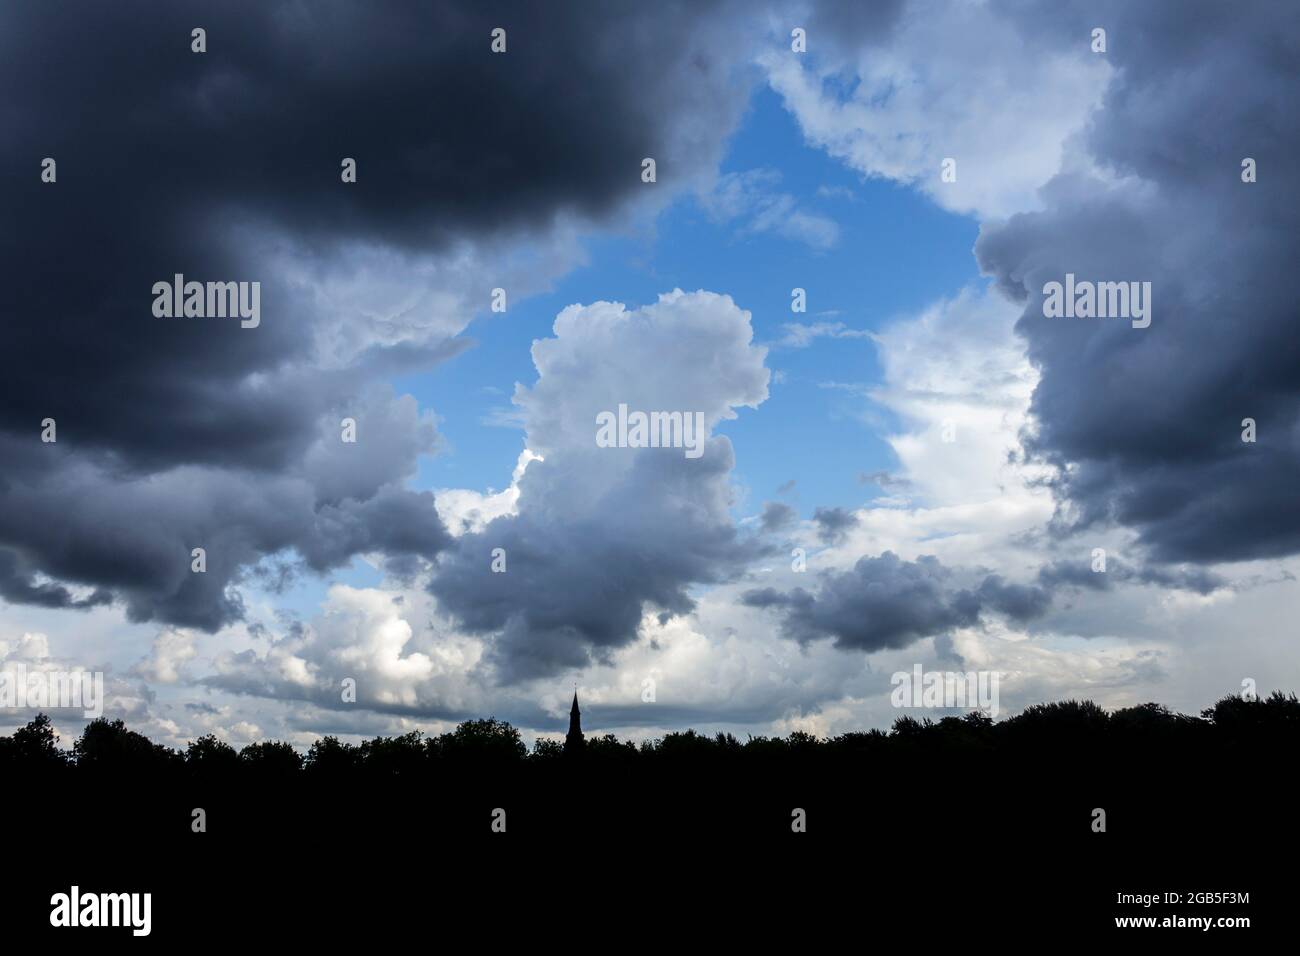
565, 688, 585, 754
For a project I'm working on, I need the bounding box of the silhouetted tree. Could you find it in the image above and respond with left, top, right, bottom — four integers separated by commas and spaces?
585, 733, 639, 762
437, 718, 526, 762
239, 740, 303, 777
74, 718, 180, 773
825, 729, 888, 758
1203, 690, 1300, 730
531, 738, 564, 761
0, 714, 68, 770
1001, 699, 1109, 757
186, 734, 239, 778
304, 736, 362, 777
890, 715, 930, 738
358, 730, 428, 777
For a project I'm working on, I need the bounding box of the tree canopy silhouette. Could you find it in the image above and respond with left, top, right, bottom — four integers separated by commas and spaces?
3, 691, 1296, 779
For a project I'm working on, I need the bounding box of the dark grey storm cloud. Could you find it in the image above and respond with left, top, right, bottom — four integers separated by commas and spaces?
0, 550, 113, 611
812, 506, 859, 544
977, 574, 1053, 620
0, 2, 756, 629
760, 501, 798, 533
432, 447, 769, 684
742, 552, 1049, 652
805, 0, 906, 65
976, 0, 1300, 565
1037, 557, 1226, 596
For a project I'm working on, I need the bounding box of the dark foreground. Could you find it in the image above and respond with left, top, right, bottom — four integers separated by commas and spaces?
2, 695, 1293, 941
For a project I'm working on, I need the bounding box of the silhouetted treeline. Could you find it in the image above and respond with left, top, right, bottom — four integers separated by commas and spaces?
4, 691, 1297, 779
5, 688, 1297, 921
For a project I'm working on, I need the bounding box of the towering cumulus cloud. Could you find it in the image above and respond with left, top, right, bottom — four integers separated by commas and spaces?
430, 291, 770, 682
0, 2, 754, 629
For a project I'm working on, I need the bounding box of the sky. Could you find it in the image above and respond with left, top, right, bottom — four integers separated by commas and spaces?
2, 0, 1297, 750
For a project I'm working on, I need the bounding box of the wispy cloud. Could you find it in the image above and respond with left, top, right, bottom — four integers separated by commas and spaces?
777, 322, 871, 348
700, 169, 840, 251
